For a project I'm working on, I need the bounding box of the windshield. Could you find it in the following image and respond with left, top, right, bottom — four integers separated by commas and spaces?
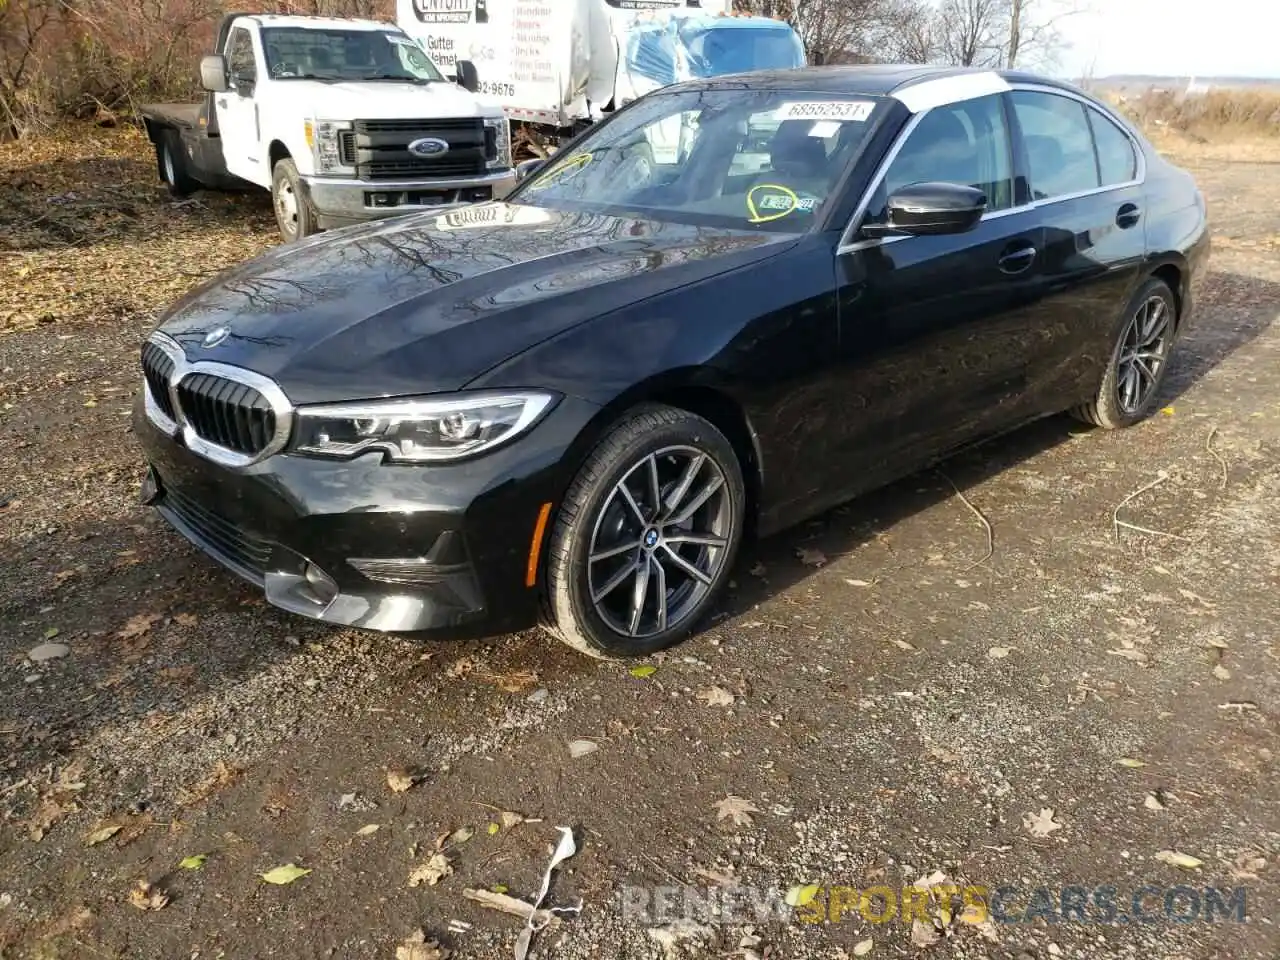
260, 27, 445, 83
626, 19, 805, 86
513, 87, 886, 233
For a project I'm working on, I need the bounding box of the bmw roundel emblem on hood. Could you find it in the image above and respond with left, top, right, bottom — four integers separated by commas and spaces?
408, 137, 450, 158
202, 326, 230, 348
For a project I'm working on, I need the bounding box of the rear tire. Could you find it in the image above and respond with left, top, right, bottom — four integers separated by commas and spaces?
158, 130, 198, 198
1071, 277, 1178, 429
271, 157, 319, 242
542, 405, 746, 660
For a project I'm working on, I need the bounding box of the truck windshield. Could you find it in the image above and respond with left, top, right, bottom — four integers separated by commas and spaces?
680, 23, 806, 75
260, 28, 445, 83
512, 87, 888, 234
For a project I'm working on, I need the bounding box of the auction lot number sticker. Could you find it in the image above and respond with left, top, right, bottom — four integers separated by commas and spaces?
774, 100, 876, 123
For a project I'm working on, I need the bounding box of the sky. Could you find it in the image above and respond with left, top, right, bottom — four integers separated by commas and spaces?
1054, 0, 1280, 79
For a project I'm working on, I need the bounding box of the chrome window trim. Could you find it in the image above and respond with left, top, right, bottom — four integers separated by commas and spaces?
837, 82, 1148, 257
141, 330, 295, 470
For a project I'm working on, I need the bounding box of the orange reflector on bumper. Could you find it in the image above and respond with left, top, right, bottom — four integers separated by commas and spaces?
526, 502, 553, 587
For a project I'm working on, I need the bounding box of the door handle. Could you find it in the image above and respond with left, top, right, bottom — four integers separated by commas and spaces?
1116, 202, 1142, 229
998, 243, 1037, 275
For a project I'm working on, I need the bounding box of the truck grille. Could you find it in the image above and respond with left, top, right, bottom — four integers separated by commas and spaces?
141, 341, 178, 421
160, 483, 272, 579
176, 373, 277, 457
351, 118, 489, 181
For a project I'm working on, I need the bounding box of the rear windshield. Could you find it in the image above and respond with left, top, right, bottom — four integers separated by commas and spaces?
514, 87, 889, 233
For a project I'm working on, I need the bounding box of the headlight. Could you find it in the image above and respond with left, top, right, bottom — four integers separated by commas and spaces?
291, 391, 557, 463
484, 115, 511, 170
306, 119, 354, 174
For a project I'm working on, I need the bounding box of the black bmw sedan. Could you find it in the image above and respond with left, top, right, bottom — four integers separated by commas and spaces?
134, 65, 1210, 659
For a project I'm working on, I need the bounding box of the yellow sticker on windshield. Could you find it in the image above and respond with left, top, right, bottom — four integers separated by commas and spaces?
747, 184, 798, 223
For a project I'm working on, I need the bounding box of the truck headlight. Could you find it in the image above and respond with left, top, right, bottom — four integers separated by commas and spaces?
291, 391, 558, 463
305, 119, 354, 174
484, 115, 511, 170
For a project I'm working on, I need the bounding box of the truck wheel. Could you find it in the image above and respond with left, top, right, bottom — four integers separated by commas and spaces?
158, 131, 198, 198
271, 158, 318, 242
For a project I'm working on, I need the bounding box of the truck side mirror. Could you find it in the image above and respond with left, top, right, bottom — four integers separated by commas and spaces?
200, 54, 229, 93
455, 59, 479, 93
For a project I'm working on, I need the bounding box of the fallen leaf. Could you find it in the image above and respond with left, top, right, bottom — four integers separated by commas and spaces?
43, 626, 59, 639
568, 739, 598, 759
852, 938, 874, 956
1143, 793, 1166, 812
784, 884, 820, 907
127, 880, 169, 911
178, 854, 208, 870
1023, 807, 1063, 838
491, 883, 509, 894
1116, 757, 1147, 768
1161, 406, 1175, 415
487, 822, 500, 835
1154, 850, 1203, 870
448, 826, 474, 845
116, 613, 160, 640
796, 547, 827, 567
844, 578, 872, 587
891, 639, 917, 652
172, 613, 199, 627
492, 669, 538, 693
696, 686, 735, 707
84, 824, 123, 847
462, 887, 552, 923
987, 646, 1013, 659
355, 824, 381, 837
260, 864, 312, 885
1230, 852, 1267, 880
408, 853, 452, 887
1212, 664, 1231, 680
1204, 636, 1229, 650
499, 811, 525, 829
629, 665, 657, 678
910, 918, 940, 947
714, 795, 760, 828
396, 928, 451, 960
386, 766, 420, 793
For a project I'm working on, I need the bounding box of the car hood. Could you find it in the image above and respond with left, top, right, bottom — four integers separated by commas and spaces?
282, 79, 499, 120
155, 202, 795, 404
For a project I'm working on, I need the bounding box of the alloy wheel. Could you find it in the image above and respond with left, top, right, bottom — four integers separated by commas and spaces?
586, 445, 733, 640
1116, 294, 1172, 414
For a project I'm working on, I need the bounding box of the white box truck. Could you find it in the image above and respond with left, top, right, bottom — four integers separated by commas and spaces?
395, 0, 806, 159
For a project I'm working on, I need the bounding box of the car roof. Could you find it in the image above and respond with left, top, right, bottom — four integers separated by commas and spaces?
681, 64, 1085, 103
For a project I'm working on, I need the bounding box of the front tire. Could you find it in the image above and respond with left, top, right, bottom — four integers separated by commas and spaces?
1072, 277, 1179, 429
271, 157, 319, 242
542, 405, 746, 659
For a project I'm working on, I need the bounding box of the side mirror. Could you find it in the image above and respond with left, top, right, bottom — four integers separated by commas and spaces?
455, 59, 479, 93
200, 54, 228, 93
515, 157, 543, 182
866, 181, 987, 238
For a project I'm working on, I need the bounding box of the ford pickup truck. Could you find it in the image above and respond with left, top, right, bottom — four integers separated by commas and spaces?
139, 12, 515, 241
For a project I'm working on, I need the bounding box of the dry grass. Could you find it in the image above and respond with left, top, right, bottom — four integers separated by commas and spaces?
1111, 88, 1280, 143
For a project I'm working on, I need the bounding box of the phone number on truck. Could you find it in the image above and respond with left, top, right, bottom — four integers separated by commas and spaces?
479, 81, 516, 97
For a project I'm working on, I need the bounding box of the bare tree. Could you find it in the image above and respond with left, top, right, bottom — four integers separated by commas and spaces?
932, 0, 1006, 67
1004, 0, 1077, 70
872, 0, 937, 63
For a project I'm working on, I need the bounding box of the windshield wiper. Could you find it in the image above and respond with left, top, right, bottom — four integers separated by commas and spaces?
359, 74, 435, 84
283, 73, 341, 83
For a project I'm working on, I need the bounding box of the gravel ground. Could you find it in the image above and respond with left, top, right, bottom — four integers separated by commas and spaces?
1, 126, 1277, 960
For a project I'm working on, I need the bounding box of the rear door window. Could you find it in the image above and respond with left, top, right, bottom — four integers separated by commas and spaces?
1009, 91, 1100, 200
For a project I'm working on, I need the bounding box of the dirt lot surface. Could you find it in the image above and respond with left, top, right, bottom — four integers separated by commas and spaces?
1, 125, 1277, 960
